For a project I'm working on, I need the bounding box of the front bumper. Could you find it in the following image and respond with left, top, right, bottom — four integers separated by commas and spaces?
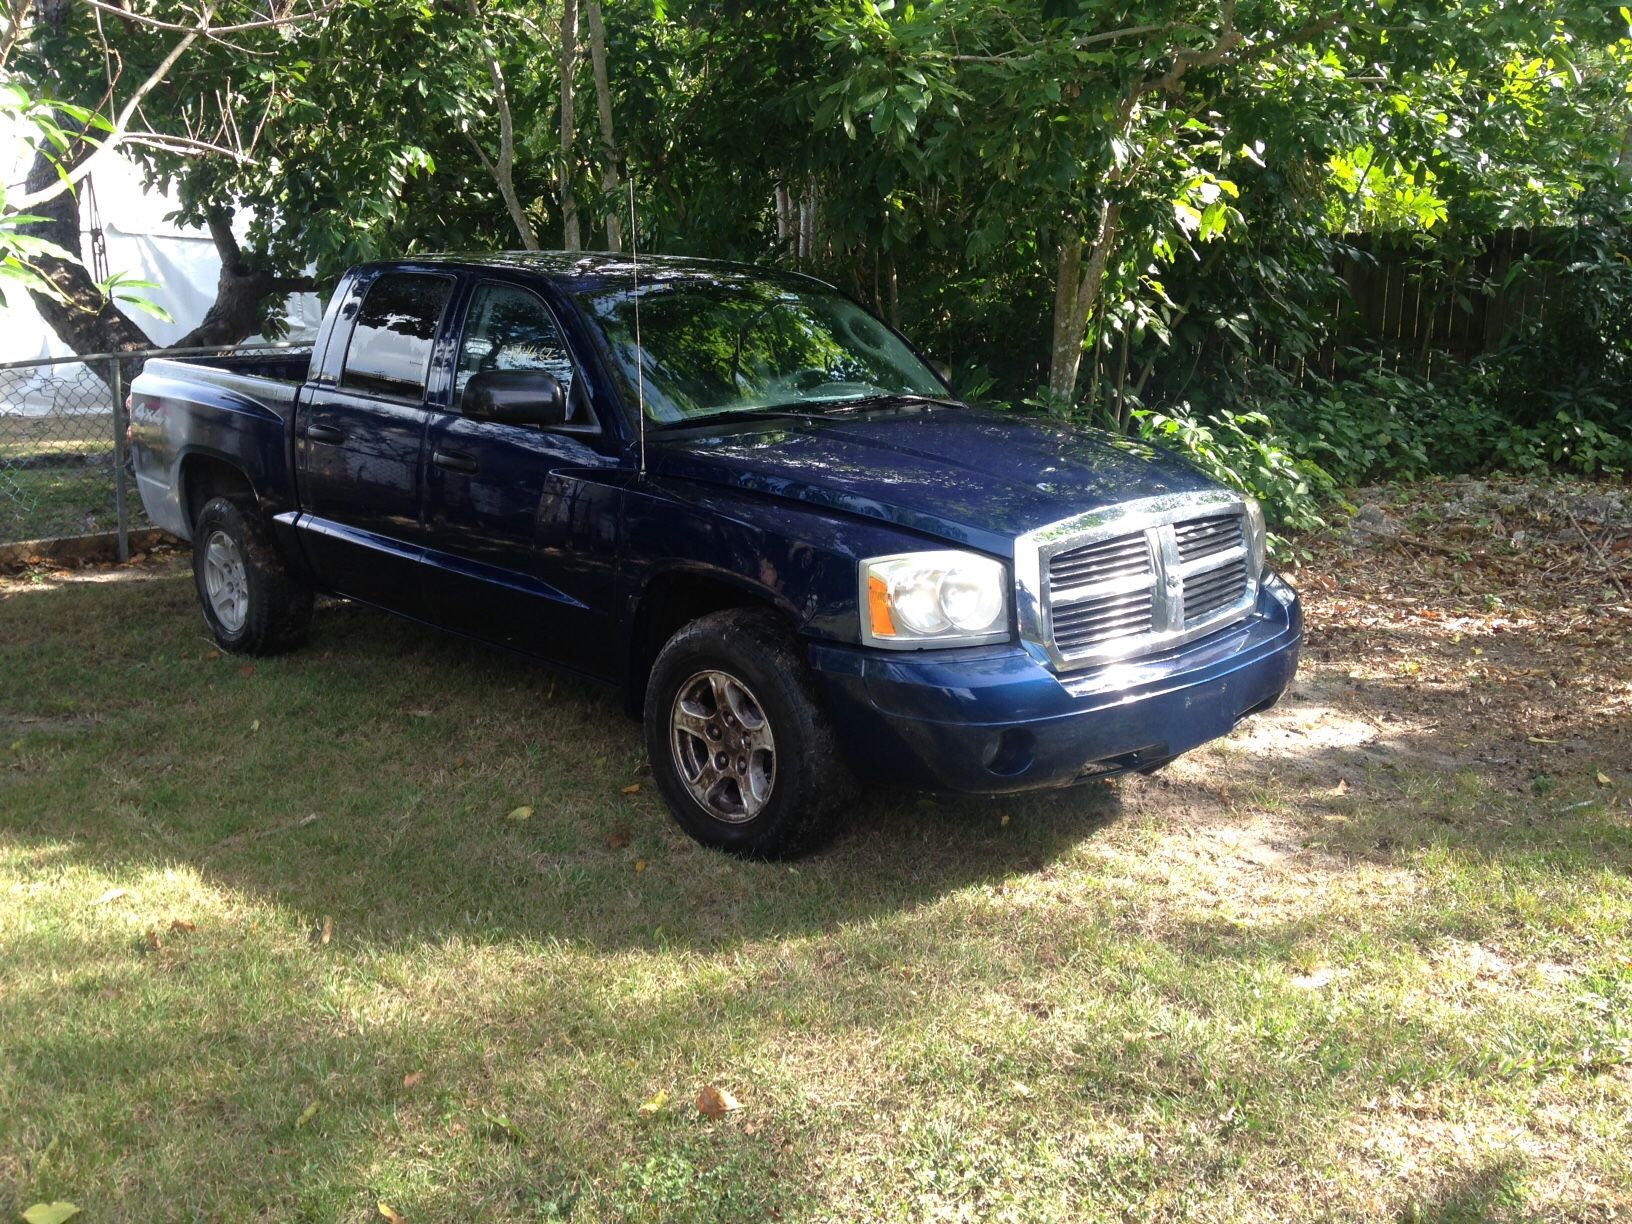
809, 574, 1302, 793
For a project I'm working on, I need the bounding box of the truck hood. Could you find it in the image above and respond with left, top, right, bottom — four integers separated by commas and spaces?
650, 406, 1222, 554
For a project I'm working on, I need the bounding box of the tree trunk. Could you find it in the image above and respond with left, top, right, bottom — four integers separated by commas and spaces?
468, 0, 540, 250
558, 0, 581, 252
1047, 199, 1122, 406
23, 145, 153, 365
172, 208, 316, 348
21, 0, 151, 366
584, 0, 621, 252
774, 184, 795, 260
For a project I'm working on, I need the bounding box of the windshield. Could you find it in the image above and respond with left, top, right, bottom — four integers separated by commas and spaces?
575, 273, 948, 426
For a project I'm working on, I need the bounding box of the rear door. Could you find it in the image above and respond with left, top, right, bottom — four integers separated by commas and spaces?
294, 269, 455, 614
420, 278, 623, 672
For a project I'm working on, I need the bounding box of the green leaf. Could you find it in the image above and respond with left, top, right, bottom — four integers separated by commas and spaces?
112, 293, 174, 323
22, 1205, 81, 1224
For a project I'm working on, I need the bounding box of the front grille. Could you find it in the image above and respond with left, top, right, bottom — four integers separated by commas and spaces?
1032, 501, 1257, 668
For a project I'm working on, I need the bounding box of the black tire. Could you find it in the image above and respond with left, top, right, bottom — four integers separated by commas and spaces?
644, 608, 855, 858
192, 495, 313, 655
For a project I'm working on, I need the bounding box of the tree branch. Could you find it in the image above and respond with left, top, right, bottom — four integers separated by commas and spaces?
11, 8, 212, 211
466, 0, 540, 250
952, 22, 1170, 64
76, 0, 341, 37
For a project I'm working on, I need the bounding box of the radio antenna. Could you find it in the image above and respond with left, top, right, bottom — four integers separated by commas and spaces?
628, 176, 647, 478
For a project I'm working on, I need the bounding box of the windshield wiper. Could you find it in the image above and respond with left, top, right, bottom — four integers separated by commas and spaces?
653, 394, 963, 432
820, 392, 963, 412
652, 406, 830, 431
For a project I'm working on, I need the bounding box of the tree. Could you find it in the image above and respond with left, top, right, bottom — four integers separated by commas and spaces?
8, 0, 342, 357
7, 0, 560, 357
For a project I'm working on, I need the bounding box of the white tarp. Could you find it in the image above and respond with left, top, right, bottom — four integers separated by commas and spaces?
2, 128, 323, 414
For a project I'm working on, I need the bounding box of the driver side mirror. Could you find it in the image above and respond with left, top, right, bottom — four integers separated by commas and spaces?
464, 369, 567, 428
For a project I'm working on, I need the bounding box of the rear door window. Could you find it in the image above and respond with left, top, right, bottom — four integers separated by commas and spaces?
340, 273, 455, 399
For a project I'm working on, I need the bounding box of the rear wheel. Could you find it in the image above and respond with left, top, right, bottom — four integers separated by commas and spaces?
192, 496, 313, 655
644, 609, 853, 858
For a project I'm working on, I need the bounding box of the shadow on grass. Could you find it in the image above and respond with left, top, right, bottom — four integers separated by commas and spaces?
0, 570, 1125, 956
1399, 1160, 1524, 1223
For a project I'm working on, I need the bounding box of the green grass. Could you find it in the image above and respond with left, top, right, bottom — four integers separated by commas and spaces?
0, 462, 141, 542
0, 412, 143, 542
2, 562, 1629, 1221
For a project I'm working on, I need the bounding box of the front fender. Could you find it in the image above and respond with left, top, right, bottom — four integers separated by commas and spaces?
620, 475, 984, 645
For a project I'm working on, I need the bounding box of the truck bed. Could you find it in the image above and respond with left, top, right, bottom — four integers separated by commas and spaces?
142, 349, 314, 422
130, 349, 314, 538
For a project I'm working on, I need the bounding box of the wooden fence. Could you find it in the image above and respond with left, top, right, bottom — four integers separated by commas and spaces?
1305, 228, 1568, 380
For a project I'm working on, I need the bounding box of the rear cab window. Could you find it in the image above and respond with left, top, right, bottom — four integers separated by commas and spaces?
340, 272, 455, 400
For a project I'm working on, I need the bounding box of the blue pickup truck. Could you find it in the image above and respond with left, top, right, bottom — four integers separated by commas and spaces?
130, 254, 1301, 856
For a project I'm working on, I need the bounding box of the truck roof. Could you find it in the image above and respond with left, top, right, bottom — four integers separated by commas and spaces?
365, 251, 820, 297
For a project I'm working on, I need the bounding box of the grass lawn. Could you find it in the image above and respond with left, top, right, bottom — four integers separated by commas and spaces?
2, 478, 1629, 1222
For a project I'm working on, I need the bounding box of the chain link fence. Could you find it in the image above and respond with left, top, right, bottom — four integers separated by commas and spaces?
1, 345, 301, 556
0, 352, 134, 553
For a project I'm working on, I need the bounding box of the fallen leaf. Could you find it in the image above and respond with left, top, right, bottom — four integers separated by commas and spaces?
295, 1101, 321, 1129
95, 887, 128, 905
454, 755, 466, 769
1329, 778, 1350, 796
1007, 1080, 1033, 1099
143, 929, 163, 952
638, 1088, 670, 1115
480, 1111, 523, 1143
697, 1085, 742, 1119
239, 664, 255, 678
169, 919, 196, 933
621, 783, 642, 795
635, 859, 648, 874
377, 1203, 405, 1223
21, 1203, 80, 1224
250, 719, 261, 733
1527, 735, 1561, 745
402, 1071, 423, 1088
1599, 772, 1613, 787
999, 813, 1011, 827
320, 915, 333, 946
607, 828, 632, 851
407, 708, 432, 719
506, 805, 534, 822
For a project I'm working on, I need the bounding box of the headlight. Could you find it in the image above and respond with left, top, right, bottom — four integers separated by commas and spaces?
860, 551, 1011, 648
1243, 495, 1267, 574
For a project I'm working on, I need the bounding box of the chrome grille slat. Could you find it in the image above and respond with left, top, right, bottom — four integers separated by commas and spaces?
1174, 514, 1243, 562
1183, 558, 1249, 624
1049, 536, 1152, 587
1052, 589, 1154, 651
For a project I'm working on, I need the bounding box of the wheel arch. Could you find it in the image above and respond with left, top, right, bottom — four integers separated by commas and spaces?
621, 565, 801, 718
178, 450, 258, 532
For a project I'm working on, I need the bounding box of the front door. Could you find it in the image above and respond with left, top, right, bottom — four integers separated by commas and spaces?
295, 270, 455, 616
421, 280, 622, 673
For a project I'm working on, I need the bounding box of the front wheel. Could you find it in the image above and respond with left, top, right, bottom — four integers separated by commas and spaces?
192, 496, 313, 655
644, 609, 854, 858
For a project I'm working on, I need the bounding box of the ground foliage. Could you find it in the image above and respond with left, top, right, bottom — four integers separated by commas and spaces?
1, 475, 1628, 1220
